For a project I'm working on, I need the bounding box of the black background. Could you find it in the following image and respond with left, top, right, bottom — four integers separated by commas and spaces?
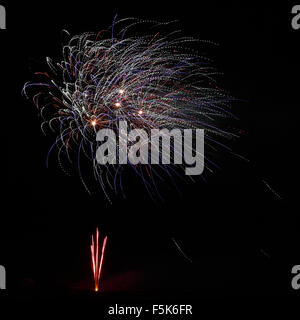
0, 0, 298, 305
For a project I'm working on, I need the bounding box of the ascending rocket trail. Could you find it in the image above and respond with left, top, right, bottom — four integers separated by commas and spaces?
91, 227, 108, 292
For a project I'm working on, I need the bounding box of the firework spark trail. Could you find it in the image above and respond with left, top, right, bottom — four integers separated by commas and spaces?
91, 228, 108, 292
22, 17, 237, 201
262, 179, 282, 200
172, 237, 193, 263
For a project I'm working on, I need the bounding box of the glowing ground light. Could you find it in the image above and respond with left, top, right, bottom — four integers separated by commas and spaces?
90, 228, 108, 292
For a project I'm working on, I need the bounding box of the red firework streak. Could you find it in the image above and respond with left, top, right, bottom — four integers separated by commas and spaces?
90, 228, 108, 292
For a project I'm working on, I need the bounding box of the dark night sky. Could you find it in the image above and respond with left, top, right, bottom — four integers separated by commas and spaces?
0, 1, 298, 301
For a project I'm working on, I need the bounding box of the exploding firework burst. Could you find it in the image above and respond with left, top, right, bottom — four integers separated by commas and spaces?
22, 17, 237, 202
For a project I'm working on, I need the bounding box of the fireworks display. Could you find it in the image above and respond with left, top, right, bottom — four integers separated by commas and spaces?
22, 17, 237, 201
90, 228, 107, 292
